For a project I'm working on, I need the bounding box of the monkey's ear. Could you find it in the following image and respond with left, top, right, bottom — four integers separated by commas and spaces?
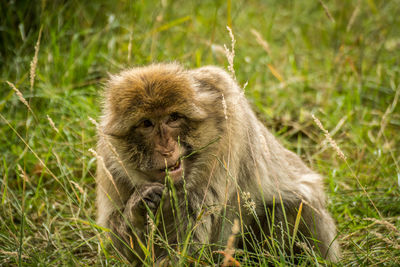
185, 103, 208, 121
190, 66, 233, 95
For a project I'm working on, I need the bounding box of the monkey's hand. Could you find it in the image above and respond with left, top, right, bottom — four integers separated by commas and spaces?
138, 183, 165, 213
124, 183, 165, 228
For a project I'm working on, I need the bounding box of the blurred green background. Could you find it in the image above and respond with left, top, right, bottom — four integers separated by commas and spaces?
1, 0, 399, 265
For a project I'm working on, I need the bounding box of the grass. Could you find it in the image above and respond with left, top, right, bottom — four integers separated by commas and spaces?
1, 0, 400, 265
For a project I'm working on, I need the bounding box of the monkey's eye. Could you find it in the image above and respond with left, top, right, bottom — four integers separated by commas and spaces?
141, 119, 153, 128
169, 112, 180, 122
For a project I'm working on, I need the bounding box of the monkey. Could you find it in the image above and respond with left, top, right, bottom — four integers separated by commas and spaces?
95, 63, 340, 265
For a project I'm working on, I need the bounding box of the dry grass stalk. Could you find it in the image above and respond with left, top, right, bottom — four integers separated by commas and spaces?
70, 181, 85, 195
17, 164, 30, 183
46, 115, 60, 134
0, 250, 27, 259
88, 148, 121, 199
365, 218, 400, 235
377, 87, 399, 140
204, 205, 222, 217
224, 26, 236, 79
312, 114, 346, 161
371, 231, 400, 250
7, 81, 34, 115
241, 191, 256, 215
88, 116, 99, 128
312, 114, 383, 218
30, 26, 43, 91
146, 214, 156, 233
296, 241, 313, 255
346, 0, 361, 32
250, 28, 271, 55
267, 64, 284, 82
341, 230, 359, 241
0, 114, 62, 185
222, 219, 240, 267
318, 0, 335, 23
242, 81, 248, 91
88, 117, 132, 181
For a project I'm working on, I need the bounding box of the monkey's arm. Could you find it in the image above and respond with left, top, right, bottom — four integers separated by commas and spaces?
97, 168, 164, 263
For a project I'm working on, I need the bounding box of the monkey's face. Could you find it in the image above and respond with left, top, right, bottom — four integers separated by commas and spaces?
102, 64, 208, 183
127, 112, 188, 182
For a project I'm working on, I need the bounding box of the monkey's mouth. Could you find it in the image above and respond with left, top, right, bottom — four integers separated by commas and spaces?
147, 159, 184, 182
164, 160, 182, 173
162, 159, 184, 182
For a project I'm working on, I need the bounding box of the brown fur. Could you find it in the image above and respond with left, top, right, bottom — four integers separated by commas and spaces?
96, 63, 340, 264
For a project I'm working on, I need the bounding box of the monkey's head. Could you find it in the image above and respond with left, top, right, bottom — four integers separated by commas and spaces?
100, 63, 223, 184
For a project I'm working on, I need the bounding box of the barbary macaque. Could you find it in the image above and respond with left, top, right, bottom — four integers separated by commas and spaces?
96, 63, 340, 264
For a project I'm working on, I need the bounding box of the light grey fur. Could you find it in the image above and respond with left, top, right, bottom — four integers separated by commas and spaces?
96, 63, 340, 263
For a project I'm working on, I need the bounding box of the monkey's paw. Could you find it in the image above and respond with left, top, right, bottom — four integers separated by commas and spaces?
124, 183, 165, 228
139, 183, 165, 212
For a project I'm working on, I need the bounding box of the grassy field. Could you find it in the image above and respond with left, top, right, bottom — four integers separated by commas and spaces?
1, 0, 400, 265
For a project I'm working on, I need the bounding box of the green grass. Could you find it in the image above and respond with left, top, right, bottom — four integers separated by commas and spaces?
1, 0, 400, 265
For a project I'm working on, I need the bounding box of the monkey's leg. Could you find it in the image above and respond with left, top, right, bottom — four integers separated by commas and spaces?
300, 205, 340, 261
275, 199, 340, 261
253, 197, 339, 262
